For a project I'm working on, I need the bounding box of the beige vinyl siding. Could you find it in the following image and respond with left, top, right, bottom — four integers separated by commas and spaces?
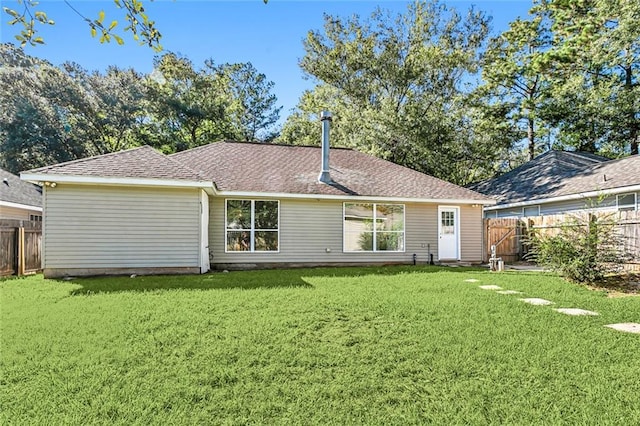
459, 204, 483, 262
44, 184, 201, 269
209, 197, 484, 266
0, 205, 39, 220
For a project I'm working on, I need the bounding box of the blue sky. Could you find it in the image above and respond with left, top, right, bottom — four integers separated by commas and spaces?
1, 0, 533, 121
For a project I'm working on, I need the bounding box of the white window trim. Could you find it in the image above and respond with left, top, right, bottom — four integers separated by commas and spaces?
616, 193, 637, 211
342, 202, 406, 253
225, 199, 280, 253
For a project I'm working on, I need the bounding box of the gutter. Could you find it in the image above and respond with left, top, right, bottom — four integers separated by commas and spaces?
20, 173, 216, 194
215, 190, 496, 205
19, 173, 495, 205
0, 200, 43, 212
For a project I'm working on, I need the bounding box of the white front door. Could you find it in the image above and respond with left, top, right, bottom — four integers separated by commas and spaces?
438, 206, 459, 260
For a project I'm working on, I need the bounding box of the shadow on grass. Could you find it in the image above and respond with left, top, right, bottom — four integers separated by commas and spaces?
64, 264, 487, 295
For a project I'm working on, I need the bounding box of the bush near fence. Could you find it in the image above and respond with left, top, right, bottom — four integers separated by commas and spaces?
484, 211, 640, 270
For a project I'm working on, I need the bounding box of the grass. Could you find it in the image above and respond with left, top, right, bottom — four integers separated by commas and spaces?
2, 266, 639, 425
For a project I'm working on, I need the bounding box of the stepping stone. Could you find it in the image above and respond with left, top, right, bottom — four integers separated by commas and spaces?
519, 298, 554, 306
479, 285, 502, 290
604, 323, 640, 334
496, 290, 523, 295
554, 308, 599, 316
464, 279, 479, 283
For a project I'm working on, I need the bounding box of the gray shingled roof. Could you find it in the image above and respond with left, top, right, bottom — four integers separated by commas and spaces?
170, 141, 492, 201
470, 150, 640, 205
24, 146, 207, 182
1, 168, 42, 208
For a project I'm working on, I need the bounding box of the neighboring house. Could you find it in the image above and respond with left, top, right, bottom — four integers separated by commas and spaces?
470, 150, 640, 218
21, 120, 493, 277
0, 167, 42, 222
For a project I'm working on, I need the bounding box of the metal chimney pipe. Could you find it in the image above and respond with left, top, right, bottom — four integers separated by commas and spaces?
318, 111, 332, 183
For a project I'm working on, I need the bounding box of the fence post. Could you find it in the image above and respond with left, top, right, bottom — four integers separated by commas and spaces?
18, 226, 25, 276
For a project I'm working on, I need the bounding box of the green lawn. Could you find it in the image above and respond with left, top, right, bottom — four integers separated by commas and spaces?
2, 266, 639, 425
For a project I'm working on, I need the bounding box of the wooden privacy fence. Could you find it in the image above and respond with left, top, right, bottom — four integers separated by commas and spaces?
484, 211, 640, 266
0, 219, 42, 276
484, 218, 523, 263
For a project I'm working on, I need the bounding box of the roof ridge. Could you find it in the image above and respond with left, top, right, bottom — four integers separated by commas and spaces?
170, 140, 354, 157
584, 153, 638, 172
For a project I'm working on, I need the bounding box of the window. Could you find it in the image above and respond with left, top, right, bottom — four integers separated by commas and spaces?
29, 214, 42, 222
484, 210, 498, 219
617, 193, 636, 211
441, 210, 455, 234
343, 203, 405, 252
226, 200, 279, 252
523, 205, 540, 217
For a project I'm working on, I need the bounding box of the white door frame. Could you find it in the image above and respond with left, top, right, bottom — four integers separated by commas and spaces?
438, 206, 460, 260
200, 190, 210, 273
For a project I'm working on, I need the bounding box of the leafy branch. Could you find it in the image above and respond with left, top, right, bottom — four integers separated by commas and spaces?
2, 0, 53, 46
3, 0, 162, 50
3, 0, 270, 50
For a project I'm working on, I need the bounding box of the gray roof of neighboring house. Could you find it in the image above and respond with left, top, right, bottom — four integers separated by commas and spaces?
470, 150, 640, 205
1, 168, 42, 208
23, 146, 208, 182
170, 141, 492, 201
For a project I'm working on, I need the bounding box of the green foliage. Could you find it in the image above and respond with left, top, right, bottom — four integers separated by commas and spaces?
2, 269, 640, 424
144, 53, 235, 152
0, 44, 147, 173
281, 0, 507, 185
143, 54, 281, 152
3, 0, 161, 50
526, 213, 629, 283
534, 0, 640, 155
478, 15, 553, 161
220, 62, 282, 141
0, 45, 282, 171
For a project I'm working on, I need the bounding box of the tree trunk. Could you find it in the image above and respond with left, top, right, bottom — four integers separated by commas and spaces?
190, 126, 197, 148
625, 66, 639, 155
528, 116, 535, 160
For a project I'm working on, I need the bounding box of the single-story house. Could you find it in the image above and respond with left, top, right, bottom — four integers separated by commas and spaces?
1, 167, 42, 222
470, 150, 640, 218
21, 116, 494, 277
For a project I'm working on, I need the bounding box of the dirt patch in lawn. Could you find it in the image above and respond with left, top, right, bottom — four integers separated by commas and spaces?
587, 273, 640, 298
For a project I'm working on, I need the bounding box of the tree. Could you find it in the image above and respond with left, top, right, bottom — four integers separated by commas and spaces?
0, 43, 146, 173
144, 53, 236, 152
537, 0, 640, 155
282, 0, 502, 184
0, 44, 90, 173
479, 16, 553, 161
221, 62, 282, 142
61, 62, 148, 155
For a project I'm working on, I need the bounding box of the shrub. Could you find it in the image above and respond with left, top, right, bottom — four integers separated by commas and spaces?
526, 213, 629, 283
